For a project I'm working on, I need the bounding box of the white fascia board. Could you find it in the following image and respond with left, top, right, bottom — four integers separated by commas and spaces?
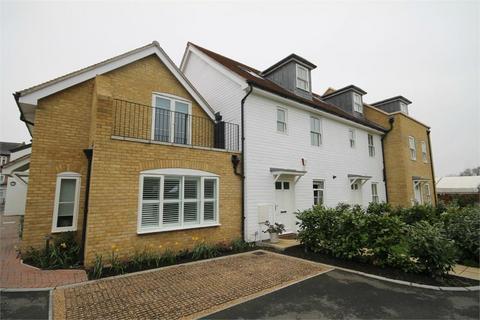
180, 45, 248, 90
251, 87, 385, 135
18, 44, 216, 120
1, 156, 30, 175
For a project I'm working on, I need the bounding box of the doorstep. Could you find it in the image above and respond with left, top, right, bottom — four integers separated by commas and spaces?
258, 239, 300, 251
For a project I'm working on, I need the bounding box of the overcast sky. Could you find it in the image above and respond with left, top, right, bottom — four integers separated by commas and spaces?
1, 0, 478, 177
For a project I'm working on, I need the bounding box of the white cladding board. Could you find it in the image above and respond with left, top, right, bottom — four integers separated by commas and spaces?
244, 93, 386, 241
257, 204, 273, 223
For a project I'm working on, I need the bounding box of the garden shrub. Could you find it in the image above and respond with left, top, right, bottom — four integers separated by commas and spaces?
407, 221, 456, 277
366, 202, 392, 215
22, 232, 81, 269
191, 242, 220, 260
442, 206, 480, 265
391, 204, 440, 225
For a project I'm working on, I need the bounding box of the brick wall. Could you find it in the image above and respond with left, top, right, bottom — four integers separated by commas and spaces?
364, 106, 436, 206
21, 54, 242, 267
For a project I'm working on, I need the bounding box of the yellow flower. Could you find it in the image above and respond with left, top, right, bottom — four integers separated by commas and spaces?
174, 242, 179, 246
115, 248, 119, 252
60, 242, 67, 249
111, 244, 117, 250
158, 244, 163, 249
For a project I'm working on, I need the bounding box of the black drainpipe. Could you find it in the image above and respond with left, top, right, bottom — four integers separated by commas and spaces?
381, 117, 395, 203
237, 83, 253, 241
80, 148, 93, 265
426, 129, 438, 205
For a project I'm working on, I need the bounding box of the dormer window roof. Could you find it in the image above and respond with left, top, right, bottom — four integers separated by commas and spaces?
371, 96, 412, 115
261, 53, 316, 76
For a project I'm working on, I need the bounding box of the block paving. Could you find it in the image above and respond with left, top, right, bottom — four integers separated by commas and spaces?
0, 214, 87, 288
53, 251, 329, 320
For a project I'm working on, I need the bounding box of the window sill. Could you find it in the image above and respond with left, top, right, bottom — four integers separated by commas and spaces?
51, 227, 77, 233
137, 223, 221, 235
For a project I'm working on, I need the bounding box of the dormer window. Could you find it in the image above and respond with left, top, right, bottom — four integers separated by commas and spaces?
296, 65, 309, 91
353, 93, 363, 113
400, 102, 408, 114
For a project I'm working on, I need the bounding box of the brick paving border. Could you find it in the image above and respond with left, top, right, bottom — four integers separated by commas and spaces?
53, 250, 332, 320
0, 214, 87, 289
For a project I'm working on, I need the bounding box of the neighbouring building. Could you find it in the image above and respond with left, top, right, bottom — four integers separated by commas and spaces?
436, 176, 480, 206
15, 42, 242, 266
362, 97, 436, 206
181, 44, 389, 241
0, 142, 24, 205
1, 143, 31, 215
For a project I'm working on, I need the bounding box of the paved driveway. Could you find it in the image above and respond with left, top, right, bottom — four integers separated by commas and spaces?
206, 269, 480, 319
53, 251, 329, 319
0, 290, 50, 320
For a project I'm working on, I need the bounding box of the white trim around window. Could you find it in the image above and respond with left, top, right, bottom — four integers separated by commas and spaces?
137, 168, 220, 234
421, 141, 428, 163
276, 107, 288, 134
368, 134, 375, 157
151, 92, 193, 144
409, 136, 416, 160
310, 116, 322, 146
353, 93, 363, 113
51, 172, 81, 233
371, 182, 379, 203
349, 128, 356, 148
313, 179, 325, 206
296, 64, 310, 91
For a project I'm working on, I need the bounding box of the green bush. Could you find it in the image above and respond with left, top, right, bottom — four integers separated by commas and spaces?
407, 221, 456, 277
442, 206, 480, 265
22, 232, 81, 269
391, 204, 440, 225
231, 238, 253, 252
366, 202, 392, 215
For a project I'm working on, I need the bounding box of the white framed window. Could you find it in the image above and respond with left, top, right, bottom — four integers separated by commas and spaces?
409, 136, 416, 160
52, 172, 81, 233
310, 116, 322, 146
368, 134, 375, 157
277, 108, 287, 133
151, 93, 192, 144
424, 183, 432, 204
313, 180, 325, 205
296, 64, 310, 91
371, 183, 379, 203
138, 169, 219, 233
353, 93, 363, 113
421, 141, 428, 163
349, 129, 356, 148
400, 102, 408, 114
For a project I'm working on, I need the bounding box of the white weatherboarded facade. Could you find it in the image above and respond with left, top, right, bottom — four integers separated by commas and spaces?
182, 45, 386, 241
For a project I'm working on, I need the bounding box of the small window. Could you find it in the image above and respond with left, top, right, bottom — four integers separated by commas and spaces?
283, 182, 290, 190
371, 183, 379, 203
296, 65, 309, 91
421, 141, 428, 163
368, 134, 375, 157
351, 182, 360, 190
400, 102, 408, 114
353, 93, 363, 113
310, 116, 322, 146
0, 156, 7, 165
139, 171, 219, 233
409, 136, 416, 160
275, 181, 282, 190
349, 129, 356, 148
313, 180, 325, 205
52, 172, 81, 232
277, 108, 287, 133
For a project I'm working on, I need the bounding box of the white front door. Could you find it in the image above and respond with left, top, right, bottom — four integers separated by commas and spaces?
351, 181, 363, 205
274, 180, 296, 233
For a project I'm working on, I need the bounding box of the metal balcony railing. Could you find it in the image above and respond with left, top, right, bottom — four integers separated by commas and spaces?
112, 99, 240, 151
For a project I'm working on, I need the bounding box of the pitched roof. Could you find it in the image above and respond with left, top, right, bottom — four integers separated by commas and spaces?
187, 43, 386, 132
0, 142, 23, 155
322, 85, 367, 98
261, 53, 317, 75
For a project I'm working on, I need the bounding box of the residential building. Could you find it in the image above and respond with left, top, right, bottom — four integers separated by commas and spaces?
0, 142, 23, 205
436, 176, 480, 206
181, 44, 389, 241
1, 143, 31, 215
363, 97, 436, 206
15, 42, 241, 266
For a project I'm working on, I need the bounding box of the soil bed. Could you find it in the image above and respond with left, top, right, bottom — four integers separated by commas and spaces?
281, 245, 479, 287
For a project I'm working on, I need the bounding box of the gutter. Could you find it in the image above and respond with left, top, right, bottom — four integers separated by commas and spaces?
381, 117, 395, 203
239, 84, 253, 242
426, 129, 438, 204
80, 148, 93, 265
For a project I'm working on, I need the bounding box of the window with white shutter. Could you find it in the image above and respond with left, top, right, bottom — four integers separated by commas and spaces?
138, 170, 219, 233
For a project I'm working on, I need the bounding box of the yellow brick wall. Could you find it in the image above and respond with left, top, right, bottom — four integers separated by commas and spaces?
22, 80, 94, 249
364, 106, 436, 206
21, 55, 242, 266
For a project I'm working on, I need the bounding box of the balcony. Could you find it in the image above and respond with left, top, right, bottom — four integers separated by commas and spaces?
112, 99, 240, 151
